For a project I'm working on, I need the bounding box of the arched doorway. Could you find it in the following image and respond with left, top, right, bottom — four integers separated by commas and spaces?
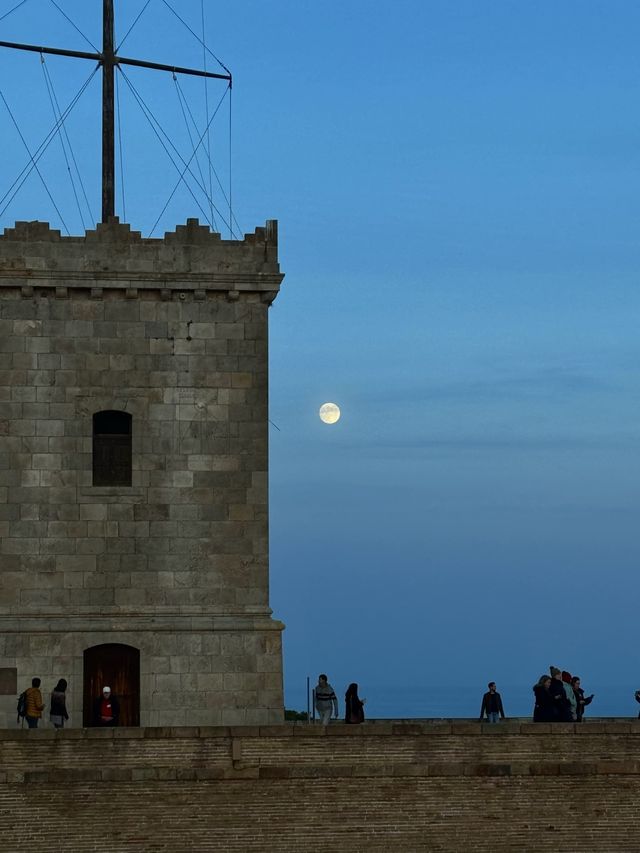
83, 644, 140, 727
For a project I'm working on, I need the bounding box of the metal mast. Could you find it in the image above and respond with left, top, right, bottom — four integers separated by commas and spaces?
0, 0, 231, 223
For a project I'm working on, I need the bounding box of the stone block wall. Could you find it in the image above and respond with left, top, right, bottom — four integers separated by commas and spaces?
0, 218, 284, 727
2, 721, 640, 851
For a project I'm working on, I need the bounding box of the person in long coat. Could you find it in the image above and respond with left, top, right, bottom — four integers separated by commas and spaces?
344, 683, 365, 724
49, 678, 69, 729
533, 675, 554, 722
548, 666, 572, 722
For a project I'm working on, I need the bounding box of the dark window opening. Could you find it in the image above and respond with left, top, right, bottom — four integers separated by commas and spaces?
93, 410, 132, 486
83, 643, 140, 727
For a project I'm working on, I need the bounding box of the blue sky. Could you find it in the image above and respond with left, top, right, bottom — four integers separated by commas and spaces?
2, 1, 640, 716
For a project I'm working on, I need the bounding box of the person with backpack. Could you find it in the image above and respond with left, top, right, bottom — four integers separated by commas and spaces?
23, 677, 45, 729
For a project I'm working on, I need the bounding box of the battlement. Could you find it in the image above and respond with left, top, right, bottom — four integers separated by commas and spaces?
0, 217, 282, 294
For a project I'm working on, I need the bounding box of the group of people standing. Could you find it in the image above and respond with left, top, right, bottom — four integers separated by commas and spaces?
479, 670, 594, 723
533, 667, 593, 722
19, 679, 120, 728
314, 675, 366, 724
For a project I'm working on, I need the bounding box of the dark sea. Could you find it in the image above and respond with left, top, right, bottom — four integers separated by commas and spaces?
287, 683, 640, 720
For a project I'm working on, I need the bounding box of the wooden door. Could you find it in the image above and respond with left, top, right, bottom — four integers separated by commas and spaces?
83, 644, 140, 727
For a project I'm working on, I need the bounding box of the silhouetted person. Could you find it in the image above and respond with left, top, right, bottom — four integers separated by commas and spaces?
314, 674, 338, 725
49, 678, 69, 729
479, 682, 505, 723
533, 675, 554, 722
25, 677, 45, 729
93, 686, 120, 727
345, 683, 365, 724
549, 666, 572, 722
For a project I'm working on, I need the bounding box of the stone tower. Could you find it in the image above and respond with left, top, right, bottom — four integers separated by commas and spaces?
0, 217, 284, 727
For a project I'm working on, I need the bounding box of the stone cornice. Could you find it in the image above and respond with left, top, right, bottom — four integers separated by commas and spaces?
0, 613, 285, 632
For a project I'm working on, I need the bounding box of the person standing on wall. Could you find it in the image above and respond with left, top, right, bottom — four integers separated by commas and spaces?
479, 682, 506, 723
532, 675, 554, 722
24, 677, 45, 729
549, 666, 572, 721
94, 686, 120, 727
49, 679, 69, 729
314, 674, 338, 725
345, 683, 365, 724
571, 676, 593, 722
562, 671, 578, 721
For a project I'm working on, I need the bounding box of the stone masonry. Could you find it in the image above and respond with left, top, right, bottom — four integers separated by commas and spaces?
3, 721, 640, 851
0, 217, 284, 727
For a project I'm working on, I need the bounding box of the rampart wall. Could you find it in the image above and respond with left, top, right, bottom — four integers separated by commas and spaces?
1, 720, 639, 851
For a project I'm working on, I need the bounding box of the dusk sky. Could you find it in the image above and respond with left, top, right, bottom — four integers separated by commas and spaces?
2, 1, 640, 717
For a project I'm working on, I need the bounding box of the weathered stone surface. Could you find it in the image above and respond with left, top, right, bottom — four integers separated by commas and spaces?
1, 725, 640, 851
0, 220, 284, 727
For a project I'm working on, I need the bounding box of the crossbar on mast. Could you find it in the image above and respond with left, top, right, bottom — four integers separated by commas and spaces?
0, 0, 231, 224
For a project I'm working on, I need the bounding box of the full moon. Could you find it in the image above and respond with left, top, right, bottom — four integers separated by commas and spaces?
319, 402, 341, 424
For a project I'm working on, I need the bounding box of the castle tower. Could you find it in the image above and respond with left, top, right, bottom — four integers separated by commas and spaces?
0, 216, 284, 727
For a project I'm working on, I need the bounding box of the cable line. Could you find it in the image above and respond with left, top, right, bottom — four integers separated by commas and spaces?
118, 67, 231, 232
118, 68, 220, 232
42, 60, 94, 225
49, 0, 99, 52
173, 72, 215, 229
116, 0, 153, 53
0, 0, 29, 24
115, 69, 126, 222
174, 74, 240, 237
147, 86, 233, 236
40, 54, 95, 225
228, 82, 234, 238
201, 0, 215, 230
40, 53, 86, 230
148, 85, 233, 235
0, 86, 70, 234
0, 65, 98, 219
160, 0, 231, 76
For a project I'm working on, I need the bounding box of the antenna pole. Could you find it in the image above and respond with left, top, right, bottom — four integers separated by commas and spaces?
0, 0, 231, 227
102, 0, 115, 222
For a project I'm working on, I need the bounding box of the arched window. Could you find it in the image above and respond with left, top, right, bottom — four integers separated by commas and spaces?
92, 410, 132, 486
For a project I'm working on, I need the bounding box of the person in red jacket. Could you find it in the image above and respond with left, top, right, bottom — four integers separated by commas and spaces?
93, 686, 120, 727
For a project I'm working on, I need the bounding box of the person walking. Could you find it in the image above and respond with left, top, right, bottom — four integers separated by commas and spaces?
49, 679, 69, 729
479, 682, 506, 723
314, 674, 338, 725
345, 683, 365, 724
93, 686, 120, 727
24, 677, 45, 729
